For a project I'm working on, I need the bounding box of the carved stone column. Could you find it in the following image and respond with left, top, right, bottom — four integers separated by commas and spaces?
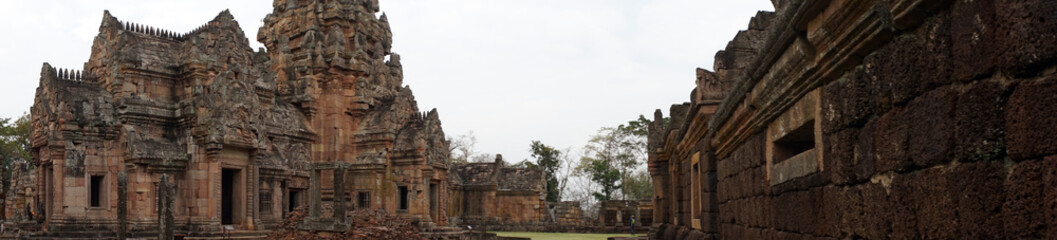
117, 171, 127, 240
158, 174, 175, 240
333, 167, 345, 222
309, 170, 321, 218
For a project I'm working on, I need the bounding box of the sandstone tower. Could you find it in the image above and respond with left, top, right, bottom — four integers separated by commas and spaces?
28, 0, 451, 237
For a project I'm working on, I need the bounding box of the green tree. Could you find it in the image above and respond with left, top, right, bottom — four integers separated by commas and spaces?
577, 114, 659, 201
530, 140, 562, 202
623, 169, 653, 200
581, 156, 621, 201
619, 114, 653, 137
0, 113, 32, 162
579, 126, 637, 201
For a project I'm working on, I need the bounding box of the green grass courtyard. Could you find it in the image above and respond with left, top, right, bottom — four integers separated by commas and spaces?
493, 231, 647, 240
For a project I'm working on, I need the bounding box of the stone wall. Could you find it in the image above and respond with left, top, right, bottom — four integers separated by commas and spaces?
550, 201, 584, 224
448, 156, 547, 227
649, 0, 1057, 239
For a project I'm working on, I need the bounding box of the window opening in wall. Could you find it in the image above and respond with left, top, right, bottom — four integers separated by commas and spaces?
89, 175, 104, 208
260, 192, 272, 215
773, 120, 816, 163
153, 183, 159, 214
398, 186, 409, 210
358, 191, 370, 209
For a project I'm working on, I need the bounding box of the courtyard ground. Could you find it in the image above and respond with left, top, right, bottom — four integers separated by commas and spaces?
493, 231, 647, 240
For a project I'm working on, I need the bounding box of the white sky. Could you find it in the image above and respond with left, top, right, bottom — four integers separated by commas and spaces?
0, 0, 773, 163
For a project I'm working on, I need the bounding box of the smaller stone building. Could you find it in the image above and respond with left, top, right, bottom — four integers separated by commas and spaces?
448, 155, 546, 227
597, 200, 653, 229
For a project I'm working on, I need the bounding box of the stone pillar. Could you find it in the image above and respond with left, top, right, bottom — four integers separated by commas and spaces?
158, 174, 175, 240
309, 170, 321, 218
333, 168, 346, 222
117, 171, 127, 240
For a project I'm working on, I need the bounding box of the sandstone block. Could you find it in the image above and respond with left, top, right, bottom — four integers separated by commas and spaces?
1002, 159, 1049, 238
995, 0, 1057, 77
873, 107, 911, 173
953, 79, 1007, 162
949, 0, 998, 81
906, 86, 956, 168
1006, 77, 1057, 160
821, 68, 873, 133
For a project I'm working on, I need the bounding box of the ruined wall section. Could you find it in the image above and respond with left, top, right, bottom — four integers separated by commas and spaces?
448, 159, 546, 227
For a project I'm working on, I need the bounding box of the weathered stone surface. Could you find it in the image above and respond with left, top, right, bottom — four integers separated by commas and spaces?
1006, 76, 1057, 160
952, 79, 1007, 162
872, 107, 911, 173
448, 156, 547, 227
905, 86, 956, 168
1001, 158, 1050, 239
994, 0, 1057, 77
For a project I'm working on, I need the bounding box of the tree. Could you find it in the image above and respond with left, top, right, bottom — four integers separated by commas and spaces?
530, 140, 561, 202
577, 115, 657, 201
447, 130, 479, 163
554, 147, 577, 202
581, 126, 641, 200
0, 113, 31, 162
580, 156, 621, 201
623, 169, 653, 200
613, 115, 656, 200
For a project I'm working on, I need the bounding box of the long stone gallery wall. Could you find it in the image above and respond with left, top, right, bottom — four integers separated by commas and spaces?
649, 0, 1057, 239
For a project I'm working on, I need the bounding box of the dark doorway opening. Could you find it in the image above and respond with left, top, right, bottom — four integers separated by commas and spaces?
429, 183, 438, 221
398, 186, 409, 210
288, 189, 301, 212
222, 169, 237, 225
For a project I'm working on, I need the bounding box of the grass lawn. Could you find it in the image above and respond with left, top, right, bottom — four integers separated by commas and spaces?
493, 231, 647, 240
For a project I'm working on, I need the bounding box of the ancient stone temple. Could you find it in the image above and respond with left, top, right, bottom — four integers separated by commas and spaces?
649, 0, 1057, 239
28, 0, 452, 237
448, 155, 547, 229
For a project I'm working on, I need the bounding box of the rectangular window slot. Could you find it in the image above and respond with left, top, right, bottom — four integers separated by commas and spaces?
89, 175, 104, 208
358, 192, 370, 209
773, 120, 815, 163
260, 192, 272, 215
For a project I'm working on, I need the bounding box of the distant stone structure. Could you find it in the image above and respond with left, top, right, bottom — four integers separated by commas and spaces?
649, 0, 1057, 239
597, 200, 652, 229
448, 155, 547, 228
26, 0, 459, 238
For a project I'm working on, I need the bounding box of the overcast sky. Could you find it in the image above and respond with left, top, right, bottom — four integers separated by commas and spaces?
0, 0, 773, 163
